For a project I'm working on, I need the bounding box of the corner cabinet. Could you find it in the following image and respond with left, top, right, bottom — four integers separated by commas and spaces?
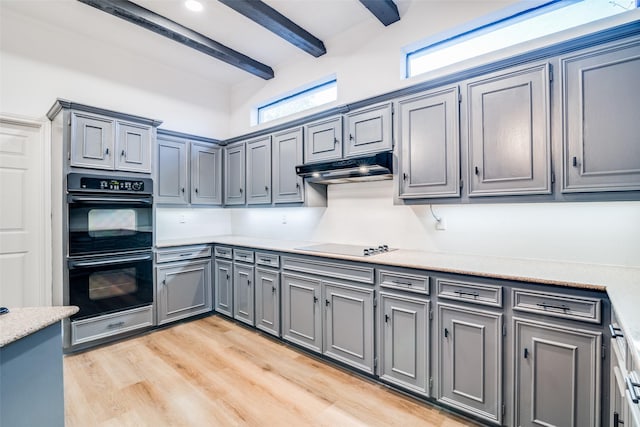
224, 142, 246, 205
343, 102, 393, 158
560, 37, 640, 193
214, 257, 233, 318
190, 142, 222, 205
466, 63, 551, 197
397, 86, 460, 199
272, 127, 304, 204
246, 136, 272, 205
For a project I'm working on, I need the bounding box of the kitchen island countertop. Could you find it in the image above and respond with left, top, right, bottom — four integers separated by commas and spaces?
0, 306, 78, 347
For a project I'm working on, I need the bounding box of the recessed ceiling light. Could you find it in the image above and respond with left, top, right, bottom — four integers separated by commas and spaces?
185, 0, 203, 12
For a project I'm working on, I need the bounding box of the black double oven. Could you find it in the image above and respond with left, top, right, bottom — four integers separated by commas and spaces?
66, 173, 153, 323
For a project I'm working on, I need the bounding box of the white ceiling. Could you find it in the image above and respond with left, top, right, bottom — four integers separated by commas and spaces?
2, 0, 408, 86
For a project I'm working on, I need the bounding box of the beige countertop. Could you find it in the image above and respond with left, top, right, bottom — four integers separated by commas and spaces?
157, 234, 640, 373
0, 306, 78, 347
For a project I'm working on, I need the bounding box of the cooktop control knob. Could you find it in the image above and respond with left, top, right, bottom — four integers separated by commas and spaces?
363, 248, 370, 256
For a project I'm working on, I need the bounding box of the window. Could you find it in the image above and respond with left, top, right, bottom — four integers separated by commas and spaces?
405, 0, 638, 78
256, 78, 337, 124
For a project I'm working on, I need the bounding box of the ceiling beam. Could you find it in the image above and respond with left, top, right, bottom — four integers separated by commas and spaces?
358, 0, 400, 26
77, 0, 274, 80
218, 0, 326, 58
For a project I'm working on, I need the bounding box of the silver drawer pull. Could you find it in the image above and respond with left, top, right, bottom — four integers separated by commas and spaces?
179, 253, 193, 257
260, 258, 272, 263
392, 280, 413, 286
626, 376, 640, 404
455, 290, 479, 298
107, 321, 125, 329
609, 324, 624, 338
537, 302, 569, 312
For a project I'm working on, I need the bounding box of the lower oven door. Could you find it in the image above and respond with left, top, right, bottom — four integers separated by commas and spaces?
67, 251, 153, 321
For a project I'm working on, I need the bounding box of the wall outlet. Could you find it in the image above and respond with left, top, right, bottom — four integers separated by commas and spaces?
435, 217, 446, 231
281, 215, 287, 224
179, 214, 186, 224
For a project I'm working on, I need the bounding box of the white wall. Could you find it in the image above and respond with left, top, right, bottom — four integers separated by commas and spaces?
155, 208, 232, 242
0, 4, 229, 138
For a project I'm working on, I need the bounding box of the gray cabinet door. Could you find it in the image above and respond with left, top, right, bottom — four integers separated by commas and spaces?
467, 63, 551, 196
255, 267, 280, 337
191, 142, 222, 205
246, 136, 272, 205
156, 259, 212, 325
304, 116, 342, 163
273, 127, 304, 204
561, 38, 640, 193
224, 143, 246, 205
156, 137, 188, 204
514, 318, 601, 427
397, 87, 460, 199
70, 111, 114, 170
379, 292, 430, 396
115, 121, 152, 173
344, 102, 393, 158
214, 259, 233, 317
437, 303, 503, 424
323, 281, 374, 374
282, 273, 322, 353
233, 263, 255, 326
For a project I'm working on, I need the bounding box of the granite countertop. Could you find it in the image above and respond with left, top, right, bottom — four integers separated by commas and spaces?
157, 234, 640, 372
0, 306, 78, 347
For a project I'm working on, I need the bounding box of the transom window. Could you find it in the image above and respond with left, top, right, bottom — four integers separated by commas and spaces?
404, 0, 638, 79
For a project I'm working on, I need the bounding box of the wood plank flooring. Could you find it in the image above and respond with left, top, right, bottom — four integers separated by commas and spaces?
64, 315, 478, 426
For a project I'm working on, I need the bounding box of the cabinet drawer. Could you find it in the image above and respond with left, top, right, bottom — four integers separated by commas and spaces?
156, 245, 211, 263
256, 252, 279, 268
282, 256, 374, 284
436, 278, 502, 307
233, 248, 254, 263
214, 246, 233, 259
512, 288, 601, 324
378, 269, 429, 294
71, 305, 153, 345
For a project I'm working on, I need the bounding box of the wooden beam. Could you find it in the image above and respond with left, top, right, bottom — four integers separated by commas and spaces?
358, 0, 400, 26
77, 0, 274, 80
218, 0, 326, 57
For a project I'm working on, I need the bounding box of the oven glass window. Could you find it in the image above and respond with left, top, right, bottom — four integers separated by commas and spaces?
89, 267, 138, 300
88, 209, 137, 238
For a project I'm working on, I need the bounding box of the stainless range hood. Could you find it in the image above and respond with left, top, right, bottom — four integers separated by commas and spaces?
295, 151, 393, 184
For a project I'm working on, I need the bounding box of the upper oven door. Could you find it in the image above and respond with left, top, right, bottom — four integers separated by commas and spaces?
67, 194, 153, 256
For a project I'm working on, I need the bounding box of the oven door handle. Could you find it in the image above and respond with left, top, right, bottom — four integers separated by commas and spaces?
68, 254, 153, 269
67, 195, 152, 205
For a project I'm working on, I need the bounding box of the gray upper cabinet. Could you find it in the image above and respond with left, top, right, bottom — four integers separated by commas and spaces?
304, 116, 343, 163
224, 142, 246, 205
191, 142, 222, 205
343, 102, 393, 158
156, 137, 188, 204
561, 38, 640, 193
282, 273, 322, 353
115, 121, 152, 173
436, 303, 503, 424
513, 317, 601, 427
466, 63, 551, 196
397, 87, 460, 199
214, 258, 233, 317
70, 112, 115, 170
246, 136, 272, 205
272, 127, 304, 204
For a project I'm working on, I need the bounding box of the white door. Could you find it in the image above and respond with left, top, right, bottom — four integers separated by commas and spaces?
0, 116, 50, 307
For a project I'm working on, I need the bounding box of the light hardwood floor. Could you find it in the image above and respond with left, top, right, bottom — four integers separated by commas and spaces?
64, 315, 478, 426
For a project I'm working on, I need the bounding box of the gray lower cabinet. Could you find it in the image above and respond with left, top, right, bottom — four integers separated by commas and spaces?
214, 259, 233, 317
323, 281, 374, 374
436, 303, 503, 423
255, 267, 280, 337
466, 62, 551, 196
70, 111, 115, 170
379, 291, 430, 396
233, 262, 255, 326
272, 127, 304, 204
224, 142, 246, 205
156, 258, 212, 325
343, 102, 393, 158
560, 37, 640, 193
246, 136, 272, 205
397, 86, 460, 199
304, 116, 343, 163
282, 273, 322, 353
191, 142, 222, 205
513, 317, 601, 427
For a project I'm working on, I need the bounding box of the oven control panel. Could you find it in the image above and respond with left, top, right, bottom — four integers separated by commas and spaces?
80, 177, 145, 192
